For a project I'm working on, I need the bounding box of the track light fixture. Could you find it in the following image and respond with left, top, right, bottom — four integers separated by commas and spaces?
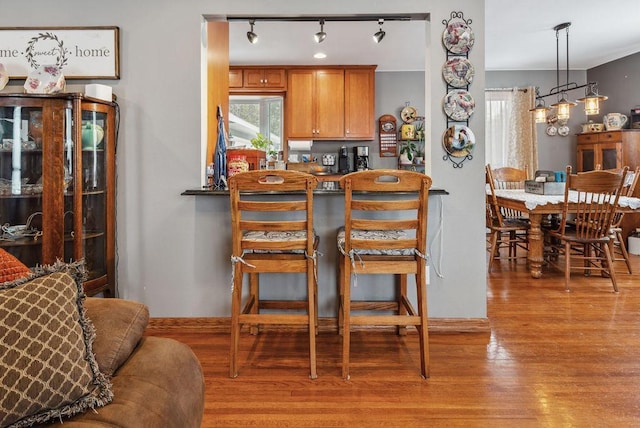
246, 20, 258, 44
373, 19, 385, 43
314, 19, 326, 43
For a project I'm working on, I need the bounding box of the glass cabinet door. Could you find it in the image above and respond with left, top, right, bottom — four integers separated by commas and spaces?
0, 104, 46, 267
74, 108, 109, 282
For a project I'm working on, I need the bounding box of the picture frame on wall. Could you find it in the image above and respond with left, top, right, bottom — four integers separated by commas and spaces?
0, 26, 120, 79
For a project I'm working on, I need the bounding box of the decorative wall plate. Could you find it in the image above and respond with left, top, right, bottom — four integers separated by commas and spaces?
400, 106, 417, 123
558, 125, 570, 137
443, 89, 475, 121
546, 125, 557, 136
442, 18, 475, 54
442, 57, 474, 88
443, 125, 475, 158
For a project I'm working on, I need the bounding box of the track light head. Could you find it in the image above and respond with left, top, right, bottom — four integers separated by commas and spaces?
246, 20, 258, 44
314, 19, 326, 43
373, 19, 385, 43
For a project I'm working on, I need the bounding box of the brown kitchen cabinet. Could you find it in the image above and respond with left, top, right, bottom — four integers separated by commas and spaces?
287, 68, 345, 139
0, 93, 116, 297
577, 129, 640, 239
344, 67, 376, 140
577, 130, 640, 175
229, 67, 286, 91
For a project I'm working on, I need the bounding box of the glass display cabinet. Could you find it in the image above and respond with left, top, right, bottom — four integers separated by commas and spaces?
0, 93, 116, 296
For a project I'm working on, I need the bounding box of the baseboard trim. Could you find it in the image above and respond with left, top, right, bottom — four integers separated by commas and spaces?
147, 316, 490, 334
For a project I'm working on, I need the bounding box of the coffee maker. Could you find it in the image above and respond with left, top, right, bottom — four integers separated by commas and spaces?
338, 146, 350, 174
354, 146, 370, 171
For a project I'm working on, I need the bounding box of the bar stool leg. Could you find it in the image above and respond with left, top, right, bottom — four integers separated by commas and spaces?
229, 264, 243, 378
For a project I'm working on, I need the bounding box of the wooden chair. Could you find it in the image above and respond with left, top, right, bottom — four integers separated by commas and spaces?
546, 165, 628, 292
489, 164, 529, 220
337, 169, 431, 380
228, 170, 319, 379
485, 165, 530, 272
594, 166, 640, 273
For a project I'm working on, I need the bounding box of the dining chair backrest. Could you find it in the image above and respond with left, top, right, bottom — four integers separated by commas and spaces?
490, 165, 529, 189
557, 165, 628, 240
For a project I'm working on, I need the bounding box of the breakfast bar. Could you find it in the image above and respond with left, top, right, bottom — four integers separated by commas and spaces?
182, 184, 448, 318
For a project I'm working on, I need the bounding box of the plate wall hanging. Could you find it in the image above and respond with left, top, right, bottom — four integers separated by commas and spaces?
442, 18, 475, 54
443, 89, 475, 121
442, 125, 475, 158
442, 57, 474, 88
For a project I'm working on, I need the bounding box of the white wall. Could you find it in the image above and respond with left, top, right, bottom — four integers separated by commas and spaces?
1, 0, 487, 319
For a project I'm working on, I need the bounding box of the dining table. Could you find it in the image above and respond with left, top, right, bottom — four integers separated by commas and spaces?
492, 188, 640, 278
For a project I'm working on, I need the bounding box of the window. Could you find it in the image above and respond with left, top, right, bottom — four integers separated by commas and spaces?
228, 95, 282, 151
485, 87, 537, 172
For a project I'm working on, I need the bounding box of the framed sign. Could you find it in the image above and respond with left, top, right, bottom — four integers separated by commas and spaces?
0, 26, 120, 79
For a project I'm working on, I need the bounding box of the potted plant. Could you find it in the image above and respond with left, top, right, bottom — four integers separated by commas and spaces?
399, 140, 417, 164
250, 133, 277, 159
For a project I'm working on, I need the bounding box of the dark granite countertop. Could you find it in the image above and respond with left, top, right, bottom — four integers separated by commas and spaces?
182, 183, 449, 196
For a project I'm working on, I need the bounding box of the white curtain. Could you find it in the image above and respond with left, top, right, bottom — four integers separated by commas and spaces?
485, 87, 538, 175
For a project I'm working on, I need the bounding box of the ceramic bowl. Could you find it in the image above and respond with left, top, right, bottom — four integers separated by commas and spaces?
24, 65, 66, 94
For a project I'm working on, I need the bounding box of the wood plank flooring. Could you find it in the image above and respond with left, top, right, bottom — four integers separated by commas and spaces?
144, 254, 640, 427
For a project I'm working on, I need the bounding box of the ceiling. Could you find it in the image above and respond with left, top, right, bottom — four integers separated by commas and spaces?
228, 0, 640, 72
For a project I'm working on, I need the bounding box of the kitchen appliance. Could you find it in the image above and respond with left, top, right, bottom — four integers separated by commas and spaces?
338, 146, 350, 174
354, 146, 369, 171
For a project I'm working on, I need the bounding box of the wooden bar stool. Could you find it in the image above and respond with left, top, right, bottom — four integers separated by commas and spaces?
337, 169, 432, 380
228, 170, 319, 379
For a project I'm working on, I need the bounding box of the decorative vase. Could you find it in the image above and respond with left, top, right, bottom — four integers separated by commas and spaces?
81, 122, 105, 149
399, 153, 412, 165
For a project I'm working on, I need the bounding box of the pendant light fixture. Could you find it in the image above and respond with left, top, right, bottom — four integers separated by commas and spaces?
529, 91, 550, 124
246, 20, 258, 44
314, 19, 326, 43
373, 19, 385, 43
531, 22, 607, 122
577, 82, 608, 115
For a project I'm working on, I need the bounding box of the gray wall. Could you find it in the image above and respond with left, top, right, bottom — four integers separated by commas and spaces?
588, 52, 640, 124
1, 0, 487, 319
486, 70, 586, 172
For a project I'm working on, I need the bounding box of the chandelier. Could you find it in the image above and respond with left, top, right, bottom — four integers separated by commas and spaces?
530, 22, 607, 123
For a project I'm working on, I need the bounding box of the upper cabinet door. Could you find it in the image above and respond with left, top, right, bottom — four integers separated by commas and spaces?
344, 68, 375, 140
241, 68, 287, 90
286, 70, 315, 138
315, 69, 344, 139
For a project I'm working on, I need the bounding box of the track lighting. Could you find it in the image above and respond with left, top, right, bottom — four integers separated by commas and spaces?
373, 19, 385, 43
314, 19, 326, 43
246, 20, 258, 44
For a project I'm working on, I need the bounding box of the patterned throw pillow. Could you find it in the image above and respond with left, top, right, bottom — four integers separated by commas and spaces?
0, 248, 31, 283
0, 261, 113, 428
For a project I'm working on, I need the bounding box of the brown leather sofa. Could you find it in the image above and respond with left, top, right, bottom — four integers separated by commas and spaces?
45, 297, 205, 427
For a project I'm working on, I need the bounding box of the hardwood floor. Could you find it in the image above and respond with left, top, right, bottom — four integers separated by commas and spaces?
145, 254, 640, 427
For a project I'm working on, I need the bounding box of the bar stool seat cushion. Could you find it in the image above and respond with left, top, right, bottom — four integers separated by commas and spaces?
337, 228, 415, 256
